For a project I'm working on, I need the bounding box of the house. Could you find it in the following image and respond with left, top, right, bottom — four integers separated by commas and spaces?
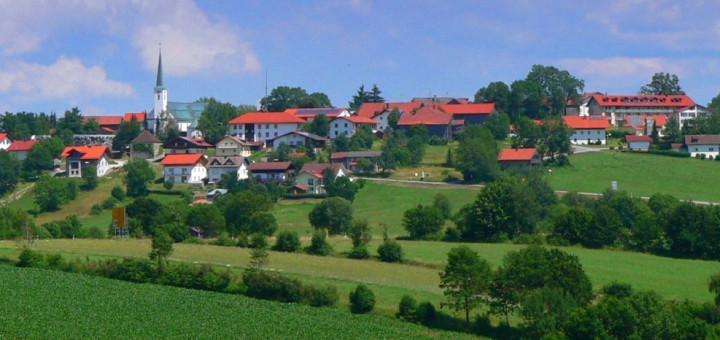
562, 116, 610, 145
130, 130, 163, 159
83, 115, 123, 133
497, 148, 541, 169
215, 135, 252, 157
331, 150, 382, 173
625, 135, 652, 151
0, 133, 12, 150
206, 156, 249, 183
61, 145, 111, 177
585, 94, 695, 126
294, 163, 347, 194
397, 106, 461, 139
440, 103, 496, 125
248, 161, 293, 183
411, 97, 470, 105
683, 135, 720, 158
163, 136, 212, 155
206, 188, 228, 202
7, 140, 37, 161
356, 102, 423, 118
675, 105, 711, 130
160, 153, 208, 184
266, 130, 328, 149
286, 107, 350, 122
228, 112, 306, 143
329, 116, 378, 139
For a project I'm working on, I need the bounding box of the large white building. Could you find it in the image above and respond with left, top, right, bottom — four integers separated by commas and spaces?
329, 116, 378, 139
160, 153, 208, 184
562, 115, 610, 145
228, 112, 306, 144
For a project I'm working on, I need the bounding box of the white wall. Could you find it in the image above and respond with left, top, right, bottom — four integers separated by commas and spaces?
570, 129, 606, 145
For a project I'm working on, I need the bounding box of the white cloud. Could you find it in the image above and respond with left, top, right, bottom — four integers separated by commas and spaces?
0, 57, 135, 101
133, 0, 260, 77
559, 57, 686, 79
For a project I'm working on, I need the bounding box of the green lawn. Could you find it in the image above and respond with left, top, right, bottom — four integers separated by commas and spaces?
549, 151, 720, 202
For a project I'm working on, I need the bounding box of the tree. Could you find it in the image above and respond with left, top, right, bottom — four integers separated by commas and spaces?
324, 170, 360, 202
433, 193, 452, 220
0, 151, 20, 196
455, 125, 499, 183
539, 118, 573, 165
186, 204, 226, 238
407, 125, 428, 166
57, 107, 84, 134
124, 159, 155, 197
484, 111, 511, 140
23, 143, 54, 179
508, 79, 545, 120
387, 108, 401, 131
347, 219, 372, 248
33, 175, 74, 212
267, 142, 291, 161
349, 284, 376, 314
197, 98, 246, 144
525, 64, 585, 115
81, 165, 98, 190
308, 197, 353, 235
306, 114, 330, 137
474, 81, 511, 112
350, 124, 374, 150
349, 84, 370, 111
149, 229, 173, 269
261, 86, 314, 112
42, 137, 65, 159
439, 246, 493, 324
306, 229, 333, 256
219, 190, 274, 236
298, 92, 332, 108
82, 118, 100, 134
402, 204, 445, 240
369, 84, 385, 103
273, 231, 301, 252
662, 116, 682, 143
639, 72, 685, 95
112, 118, 141, 152
247, 211, 278, 236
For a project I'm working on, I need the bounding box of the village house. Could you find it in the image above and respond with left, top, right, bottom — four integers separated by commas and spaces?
266, 130, 328, 149
228, 112, 306, 144
625, 135, 653, 151
397, 106, 461, 140
160, 153, 208, 184
329, 116, 378, 139
683, 134, 720, 158
584, 94, 694, 126
130, 130, 163, 160
83, 115, 123, 133
293, 163, 347, 194
7, 140, 37, 161
562, 116, 610, 145
0, 133, 12, 150
61, 145, 111, 177
163, 136, 212, 155
206, 156, 249, 183
286, 107, 350, 122
497, 148, 541, 169
331, 150, 382, 173
440, 103, 496, 125
248, 161, 293, 183
215, 135, 252, 157
675, 104, 711, 130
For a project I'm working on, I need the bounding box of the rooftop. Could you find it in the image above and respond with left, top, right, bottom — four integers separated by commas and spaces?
497, 148, 538, 162
160, 153, 206, 166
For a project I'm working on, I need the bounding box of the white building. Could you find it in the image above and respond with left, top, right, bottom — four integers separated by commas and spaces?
160, 153, 208, 183
562, 116, 610, 145
0, 133, 12, 150
215, 135, 252, 157
675, 105, 711, 130
683, 135, 720, 158
206, 156, 249, 183
228, 112, 306, 144
60, 146, 111, 178
329, 116, 378, 139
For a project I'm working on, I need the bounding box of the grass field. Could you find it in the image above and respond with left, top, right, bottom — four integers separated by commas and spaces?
549, 150, 720, 202
0, 266, 477, 339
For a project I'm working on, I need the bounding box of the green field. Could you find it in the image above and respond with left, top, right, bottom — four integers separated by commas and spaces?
0, 266, 476, 339
549, 150, 720, 202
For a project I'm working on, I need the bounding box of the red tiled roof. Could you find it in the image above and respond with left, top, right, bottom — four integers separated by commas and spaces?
61, 146, 110, 160
299, 163, 342, 178
357, 102, 424, 118
248, 161, 292, 171
438, 103, 495, 115
190, 137, 213, 147
229, 112, 306, 124
625, 135, 652, 143
123, 112, 146, 123
334, 116, 378, 124
497, 148, 538, 162
562, 116, 610, 129
7, 140, 37, 151
591, 94, 694, 108
160, 153, 206, 166
398, 107, 452, 126
83, 115, 123, 126
0, 133, 9, 141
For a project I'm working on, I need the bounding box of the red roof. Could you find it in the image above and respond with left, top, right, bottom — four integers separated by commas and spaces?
498, 148, 538, 162
0, 133, 9, 141
334, 116, 378, 124
123, 112, 146, 123
398, 107, 452, 126
438, 103, 495, 115
625, 135, 652, 143
299, 163, 343, 178
61, 146, 110, 160
7, 140, 37, 151
83, 115, 123, 126
562, 116, 610, 129
591, 94, 694, 108
248, 161, 292, 171
357, 102, 424, 118
229, 112, 306, 124
160, 153, 206, 166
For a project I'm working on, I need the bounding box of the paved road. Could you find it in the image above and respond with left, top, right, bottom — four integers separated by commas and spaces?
572, 145, 609, 154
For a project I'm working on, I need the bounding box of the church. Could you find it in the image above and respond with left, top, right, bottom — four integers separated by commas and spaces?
147, 50, 206, 138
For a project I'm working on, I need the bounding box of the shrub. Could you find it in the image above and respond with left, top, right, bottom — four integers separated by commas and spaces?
249, 232, 268, 249
443, 227, 462, 242
86, 226, 106, 239
90, 204, 103, 215
235, 233, 249, 248
415, 301, 437, 325
349, 284, 375, 314
111, 186, 126, 201
377, 239, 403, 263
347, 246, 370, 259
163, 180, 174, 190
302, 284, 339, 307
242, 270, 303, 303
397, 295, 418, 321
273, 231, 301, 252
16, 248, 44, 268
214, 232, 235, 247
306, 230, 332, 256
102, 197, 119, 209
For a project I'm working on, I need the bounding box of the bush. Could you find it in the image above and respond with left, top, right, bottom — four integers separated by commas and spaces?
428, 136, 447, 145
163, 180, 174, 190
443, 226, 462, 242
397, 295, 418, 321
377, 239, 403, 263
160, 263, 233, 292
302, 284, 339, 307
214, 232, 235, 247
273, 231, 301, 252
90, 204, 103, 215
235, 233, 249, 248
242, 270, 303, 303
249, 232, 268, 249
349, 284, 375, 314
415, 301, 437, 325
347, 246, 370, 259
16, 248, 44, 268
102, 197, 119, 209
86, 226, 106, 239
306, 230, 332, 256
111, 186, 126, 201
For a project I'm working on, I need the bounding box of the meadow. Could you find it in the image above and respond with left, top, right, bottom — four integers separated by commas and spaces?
0, 265, 478, 339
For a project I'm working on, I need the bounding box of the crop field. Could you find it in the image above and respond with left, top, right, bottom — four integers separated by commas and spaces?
549, 150, 720, 202
0, 266, 478, 339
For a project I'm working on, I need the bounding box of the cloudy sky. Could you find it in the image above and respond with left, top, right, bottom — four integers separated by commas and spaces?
1, 0, 719, 115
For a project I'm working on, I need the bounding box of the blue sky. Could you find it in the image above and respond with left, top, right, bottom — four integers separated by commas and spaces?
1, 0, 719, 116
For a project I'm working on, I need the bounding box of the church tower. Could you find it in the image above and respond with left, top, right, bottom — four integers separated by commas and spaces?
152, 49, 168, 132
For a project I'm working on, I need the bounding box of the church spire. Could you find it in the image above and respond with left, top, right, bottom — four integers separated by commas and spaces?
155, 46, 165, 90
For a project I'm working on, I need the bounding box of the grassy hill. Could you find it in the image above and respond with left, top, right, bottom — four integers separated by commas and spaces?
0, 265, 477, 339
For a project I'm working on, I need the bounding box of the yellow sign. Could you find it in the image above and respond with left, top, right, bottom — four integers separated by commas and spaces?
112, 207, 126, 228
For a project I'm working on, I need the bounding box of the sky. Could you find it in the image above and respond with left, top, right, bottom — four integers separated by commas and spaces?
1, 0, 720, 116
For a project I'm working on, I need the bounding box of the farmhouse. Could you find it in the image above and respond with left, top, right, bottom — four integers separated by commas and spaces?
397, 106, 460, 139
440, 103, 496, 125
130, 130, 163, 160
625, 135, 652, 151
286, 107, 350, 122
329, 116, 378, 139
562, 116, 610, 145
331, 150, 382, 173
294, 163, 347, 194
675, 104, 711, 130
206, 156, 249, 183
497, 148, 541, 169
0, 133, 12, 150
61, 145, 111, 178
683, 134, 720, 158
215, 135, 252, 157
248, 161, 293, 183
266, 130, 328, 149
7, 140, 37, 161
163, 136, 212, 155
228, 112, 306, 143
160, 153, 208, 184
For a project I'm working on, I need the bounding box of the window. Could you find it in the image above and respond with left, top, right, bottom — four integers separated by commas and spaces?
274, 124, 278, 128
258, 124, 261, 130
274, 132, 278, 137
335, 123, 338, 128
266, 124, 269, 129
308, 178, 314, 186
344, 123, 348, 128
266, 132, 269, 137
711, 148, 715, 152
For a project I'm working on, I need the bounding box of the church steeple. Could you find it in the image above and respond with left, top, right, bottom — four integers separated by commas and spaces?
155, 48, 165, 90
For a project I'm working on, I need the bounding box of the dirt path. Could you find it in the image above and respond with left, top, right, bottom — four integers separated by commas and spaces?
0, 183, 34, 207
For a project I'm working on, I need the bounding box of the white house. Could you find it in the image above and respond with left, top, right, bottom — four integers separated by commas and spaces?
0, 133, 12, 150
625, 135, 652, 151
228, 112, 306, 144
160, 153, 208, 184
683, 135, 720, 158
329, 116, 378, 139
60, 146, 111, 178
206, 156, 249, 183
215, 136, 252, 157
675, 105, 711, 130
562, 116, 610, 145
7, 140, 38, 161
266, 130, 328, 149
294, 163, 347, 194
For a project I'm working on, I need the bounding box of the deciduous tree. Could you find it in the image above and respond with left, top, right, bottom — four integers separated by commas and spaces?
308, 197, 353, 235
439, 246, 492, 324
0, 151, 20, 196
124, 159, 155, 197
639, 72, 685, 95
